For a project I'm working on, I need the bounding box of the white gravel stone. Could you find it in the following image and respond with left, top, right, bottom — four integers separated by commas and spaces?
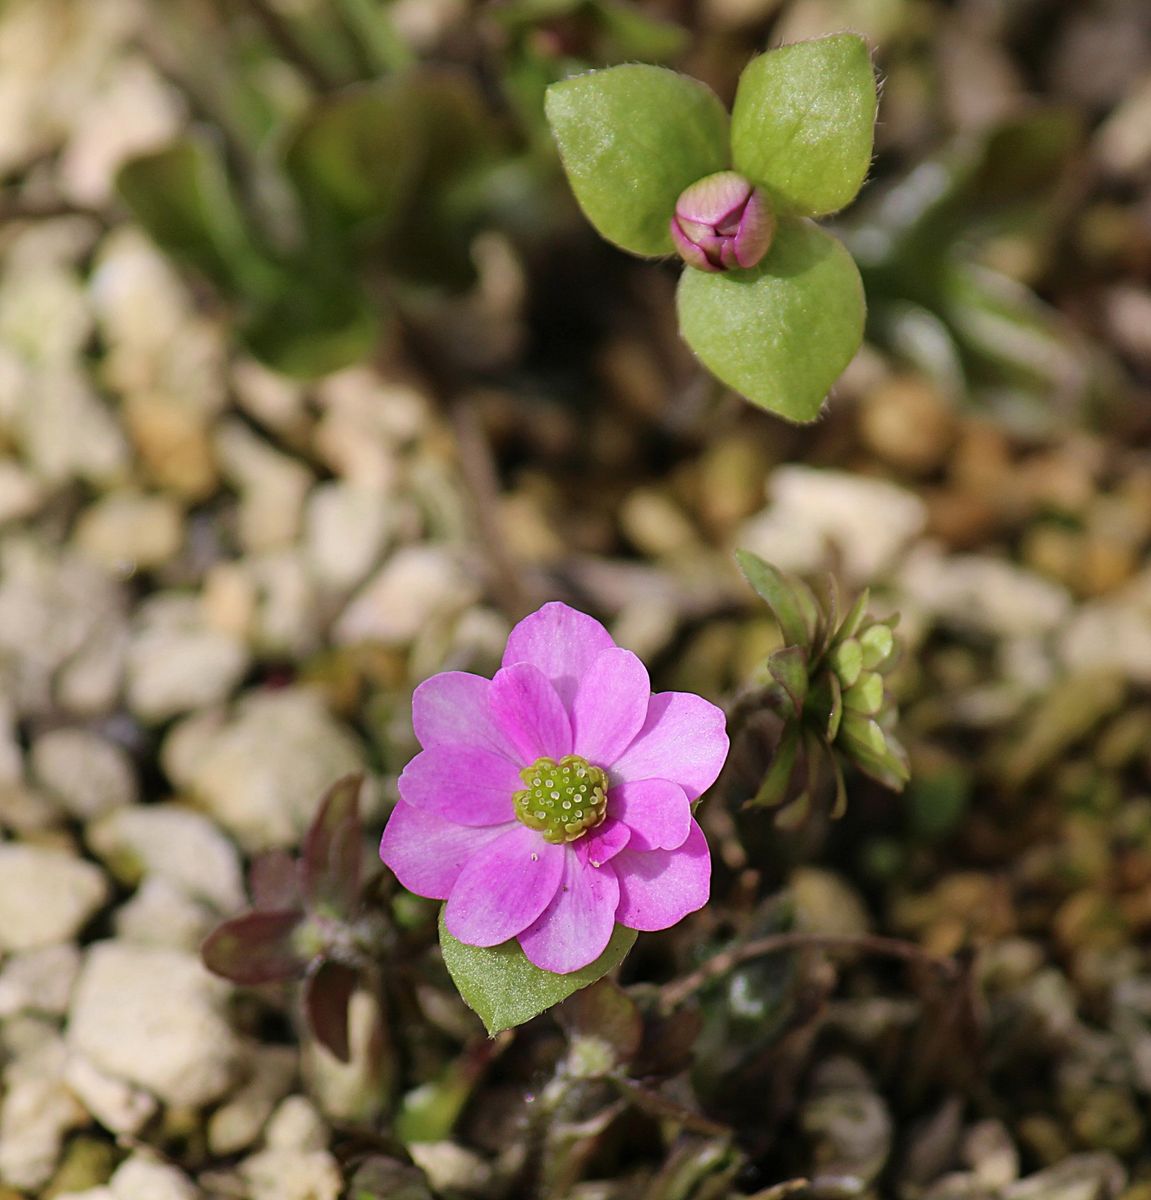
0, 943, 81, 1018
112, 876, 217, 951
216, 419, 313, 553
0, 845, 108, 951
64, 1054, 158, 1136
334, 545, 479, 647
67, 941, 241, 1108
162, 687, 363, 852
899, 545, 1072, 638
0, 1022, 85, 1190
208, 1046, 297, 1156
242, 1098, 341, 1200
31, 728, 137, 819
126, 593, 250, 723
740, 466, 928, 584
107, 1153, 200, 1200
304, 482, 393, 591
74, 490, 183, 572
87, 802, 244, 912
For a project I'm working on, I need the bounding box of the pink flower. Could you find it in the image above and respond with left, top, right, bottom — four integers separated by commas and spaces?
380, 602, 729, 974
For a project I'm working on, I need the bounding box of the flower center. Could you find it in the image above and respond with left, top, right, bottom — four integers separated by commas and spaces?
513, 754, 609, 844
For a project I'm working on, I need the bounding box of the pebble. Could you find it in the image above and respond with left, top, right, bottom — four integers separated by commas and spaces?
739, 466, 927, 584
899, 546, 1071, 638
0, 944, 81, 1018
67, 941, 241, 1109
240, 1097, 342, 1200
30, 728, 136, 820
112, 876, 217, 951
216, 420, 313, 554
208, 1047, 297, 1156
87, 802, 244, 912
334, 545, 479, 646
125, 593, 250, 723
0, 1023, 85, 1191
73, 490, 183, 572
304, 482, 393, 591
63, 1054, 157, 1136
162, 687, 363, 852
0, 845, 108, 951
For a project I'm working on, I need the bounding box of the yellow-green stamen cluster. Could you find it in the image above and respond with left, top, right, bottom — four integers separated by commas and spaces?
514, 755, 608, 844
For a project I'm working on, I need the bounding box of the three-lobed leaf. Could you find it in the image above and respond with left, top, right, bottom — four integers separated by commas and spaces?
545, 64, 729, 257
731, 33, 877, 218
677, 217, 865, 421
439, 910, 637, 1035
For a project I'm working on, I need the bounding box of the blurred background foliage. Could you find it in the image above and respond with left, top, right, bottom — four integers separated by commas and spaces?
3, 0, 1151, 1198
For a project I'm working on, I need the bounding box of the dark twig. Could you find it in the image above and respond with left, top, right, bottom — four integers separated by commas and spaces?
660, 931, 960, 1012
0, 198, 110, 227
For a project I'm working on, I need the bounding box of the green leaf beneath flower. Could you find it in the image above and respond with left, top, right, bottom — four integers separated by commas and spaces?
116, 135, 274, 297
677, 218, 865, 421
545, 64, 729, 257
439, 911, 637, 1036
731, 33, 877, 218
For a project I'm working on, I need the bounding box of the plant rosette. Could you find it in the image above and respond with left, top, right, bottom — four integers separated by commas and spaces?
545, 33, 877, 421
379, 601, 729, 1033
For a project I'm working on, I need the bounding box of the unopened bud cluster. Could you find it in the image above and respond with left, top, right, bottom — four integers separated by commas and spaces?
670, 171, 775, 273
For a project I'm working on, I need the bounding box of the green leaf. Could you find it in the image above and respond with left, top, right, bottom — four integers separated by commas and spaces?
768, 646, 809, 718
285, 79, 425, 240
751, 722, 800, 809
439, 911, 637, 1036
731, 33, 877, 218
240, 280, 379, 378
546, 64, 729, 257
735, 550, 817, 646
116, 135, 273, 297
677, 218, 865, 421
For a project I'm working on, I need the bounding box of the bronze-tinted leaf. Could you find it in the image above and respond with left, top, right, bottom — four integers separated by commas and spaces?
250, 849, 301, 911
305, 958, 359, 1062
301, 773, 364, 918
201, 910, 307, 985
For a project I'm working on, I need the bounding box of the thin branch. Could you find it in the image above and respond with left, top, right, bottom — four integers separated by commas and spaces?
0, 198, 109, 227
660, 931, 960, 1012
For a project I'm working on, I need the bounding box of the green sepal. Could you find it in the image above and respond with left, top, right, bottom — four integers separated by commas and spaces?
677, 218, 865, 422
731, 33, 877, 218
439, 910, 637, 1036
545, 64, 729, 257
830, 639, 863, 689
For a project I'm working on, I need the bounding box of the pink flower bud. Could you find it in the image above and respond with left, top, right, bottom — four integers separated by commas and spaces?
670, 171, 775, 273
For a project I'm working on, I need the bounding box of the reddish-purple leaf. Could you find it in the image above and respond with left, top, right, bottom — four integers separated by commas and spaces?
202, 909, 308, 985
304, 958, 358, 1062
301, 774, 364, 918
250, 849, 302, 911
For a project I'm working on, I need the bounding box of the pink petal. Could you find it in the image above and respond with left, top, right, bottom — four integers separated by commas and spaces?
412, 671, 516, 759
609, 779, 691, 852
445, 826, 564, 947
518, 849, 620, 973
489, 662, 572, 762
611, 692, 729, 800
502, 602, 615, 708
575, 817, 630, 868
379, 801, 512, 900
570, 647, 650, 767
613, 820, 711, 932
670, 217, 719, 273
399, 746, 520, 826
